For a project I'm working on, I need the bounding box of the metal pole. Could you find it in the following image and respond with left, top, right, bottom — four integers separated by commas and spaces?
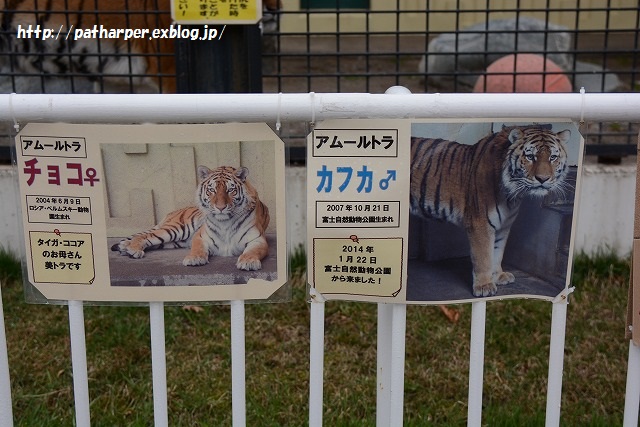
377, 303, 393, 426
389, 304, 407, 426
3, 93, 640, 123
150, 302, 169, 427
175, 25, 262, 93
231, 300, 247, 427
0, 281, 13, 427
68, 300, 90, 427
309, 300, 325, 427
468, 301, 487, 427
623, 341, 640, 426
545, 302, 568, 427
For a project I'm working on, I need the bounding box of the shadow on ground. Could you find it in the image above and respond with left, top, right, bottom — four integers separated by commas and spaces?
107, 235, 278, 287
406, 256, 566, 304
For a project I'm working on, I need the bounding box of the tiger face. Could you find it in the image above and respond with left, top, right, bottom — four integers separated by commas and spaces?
196, 166, 253, 218
503, 127, 570, 199
188, 165, 269, 269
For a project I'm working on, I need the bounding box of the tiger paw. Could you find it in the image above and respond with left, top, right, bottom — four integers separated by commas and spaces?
112, 240, 145, 259
183, 255, 209, 266
236, 254, 262, 271
473, 281, 497, 297
496, 271, 515, 285
127, 249, 146, 259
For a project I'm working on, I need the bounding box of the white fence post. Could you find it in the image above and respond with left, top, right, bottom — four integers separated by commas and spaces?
545, 302, 569, 427
309, 300, 325, 427
149, 302, 168, 427
623, 340, 640, 426
468, 301, 487, 427
0, 281, 13, 427
377, 303, 393, 426
231, 300, 246, 427
68, 300, 90, 427
377, 303, 408, 426
389, 304, 407, 426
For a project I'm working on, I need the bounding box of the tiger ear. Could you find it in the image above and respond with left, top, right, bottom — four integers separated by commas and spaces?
556, 129, 571, 144
235, 167, 249, 182
508, 128, 523, 144
197, 165, 212, 182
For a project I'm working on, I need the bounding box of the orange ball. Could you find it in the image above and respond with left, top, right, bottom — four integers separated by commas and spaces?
473, 54, 573, 93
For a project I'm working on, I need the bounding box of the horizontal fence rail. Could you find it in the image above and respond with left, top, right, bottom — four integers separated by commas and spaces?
1, 92, 640, 124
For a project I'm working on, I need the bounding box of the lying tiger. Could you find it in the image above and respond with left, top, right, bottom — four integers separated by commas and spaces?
112, 165, 270, 271
410, 125, 571, 297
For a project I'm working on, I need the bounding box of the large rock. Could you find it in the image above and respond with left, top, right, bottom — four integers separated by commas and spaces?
420, 17, 620, 93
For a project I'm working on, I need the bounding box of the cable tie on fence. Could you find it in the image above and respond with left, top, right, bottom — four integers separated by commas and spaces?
579, 87, 586, 125
9, 92, 20, 133
308, 286, 326, 303
553, 286, 575, 304
275, 92, 282, 132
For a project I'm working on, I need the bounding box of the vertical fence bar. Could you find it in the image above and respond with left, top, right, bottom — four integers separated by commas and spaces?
623, 341, 640, 426
68, 300, 90, 427
545, 302, 568, 427
230, 300, 246, 427
467, 301, 487, 427
149, 302, 168, 427
377, 303, 393, 426
309, 300, 325, 427
0, 282, 13, 427
389, 304, 407, 426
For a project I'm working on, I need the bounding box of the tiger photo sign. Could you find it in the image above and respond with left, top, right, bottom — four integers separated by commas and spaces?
14, 123, 287, 304
307, 119, 583, 305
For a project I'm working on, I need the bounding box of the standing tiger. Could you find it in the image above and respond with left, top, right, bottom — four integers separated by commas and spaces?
410, 125, 571, 297
112, 165, 270, 271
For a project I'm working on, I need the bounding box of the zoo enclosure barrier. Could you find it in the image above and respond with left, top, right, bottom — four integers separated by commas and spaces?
266, 0, 640, 158
0, 91, 640, 426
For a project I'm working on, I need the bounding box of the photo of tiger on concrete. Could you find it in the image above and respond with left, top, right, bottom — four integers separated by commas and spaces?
98, 125, 283, 293
112, 165, 270, 271
408, 123, 579, 301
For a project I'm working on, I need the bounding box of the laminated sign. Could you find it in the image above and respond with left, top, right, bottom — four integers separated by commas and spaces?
172, 0, 262, 24
15, 123, 287, 303
307, 120, 583, 304
307, 120, 410, 303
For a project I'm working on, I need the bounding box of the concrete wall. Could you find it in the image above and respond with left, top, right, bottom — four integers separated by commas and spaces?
574, 161, 636, 256
0, 162, 636, 258
0, 167, 20, 255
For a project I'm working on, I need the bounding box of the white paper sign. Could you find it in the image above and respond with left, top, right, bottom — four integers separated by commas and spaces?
16, 123, 287, 303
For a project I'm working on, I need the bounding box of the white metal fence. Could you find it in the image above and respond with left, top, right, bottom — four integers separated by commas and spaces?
0, 91, 639, 426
